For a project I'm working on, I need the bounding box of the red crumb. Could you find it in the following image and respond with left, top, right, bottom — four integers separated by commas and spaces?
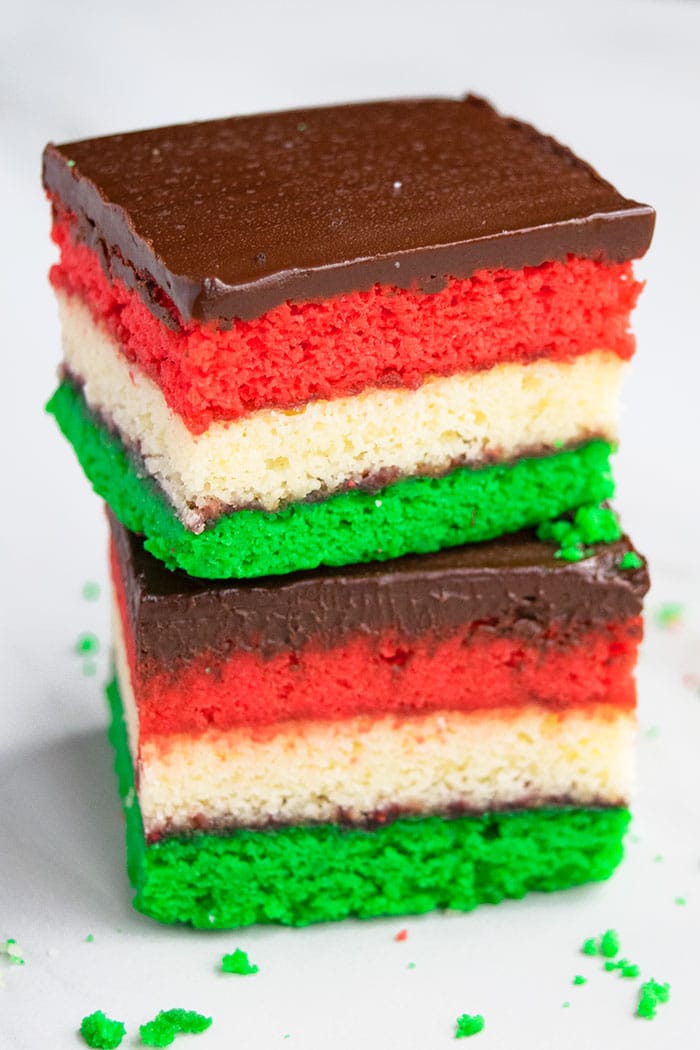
52, 213, 642, 433
395, 929, 408, 942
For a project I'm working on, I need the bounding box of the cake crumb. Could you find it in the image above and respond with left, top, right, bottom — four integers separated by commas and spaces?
76, 632, 99, 655
86, 934, 95, 943
655, 602, 684, 630
604, 957, 639, 978
2, 938, 24, 965
140, 1009, 212, 1047
537, 504, 622, 562
221, 948, 258, 975
580, 929, 620, 960
675, 896, 686, 906
599, 929, 620, 959
82, 581, 101, 601
455, 1013, 484, 1038
79, 1011, 126, 1049
573, 975, 586, 985
395, 928, 408, 942
636, 979, 670, 1020
619, 552, 643, 571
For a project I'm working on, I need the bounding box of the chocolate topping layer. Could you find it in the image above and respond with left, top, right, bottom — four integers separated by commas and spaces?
110, 514, 649, 667
44, 96, 654, 324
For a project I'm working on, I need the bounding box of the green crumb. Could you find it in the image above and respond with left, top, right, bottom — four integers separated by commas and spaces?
654, 854, 664, 863
537, 503, 621, 561
159, 1011, 211, 1035
582, 929, 620, 959
140, 1009, 211, 1047
562, 1001, 570, 1009
408, 962, 416, 970
675, 896, 686, 906
636, 979, 670, 1020
455, 1013, 485, 1038
83, 659, 98, 677
221, 948, 258, 975
76, 632, 99, 656
297, 121, 307, 132
82, 581, 101, 601
80, 1011, 126, 1049
656, 602, 684, 629
572, 503, 622, 544
555, 545, 586, 562
599, 929, 620, 958
573, 975, 587, 985
4, 937, 24, 965
619, 551, 643, 571
140, 1018, 177, 1047
603, 957, 638, 977
553, 439, 564, 449
86, 934, 94, 943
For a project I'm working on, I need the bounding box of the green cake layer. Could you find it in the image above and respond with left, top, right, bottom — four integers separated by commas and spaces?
48, 382, 615, 579
107, 680, 630, 929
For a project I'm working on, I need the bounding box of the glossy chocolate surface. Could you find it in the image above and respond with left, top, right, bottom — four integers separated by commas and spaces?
110, 515, 649, 665
44, 96, 654, 324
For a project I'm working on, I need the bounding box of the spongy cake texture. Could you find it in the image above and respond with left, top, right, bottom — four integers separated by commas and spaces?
59, 292, 624, 522
107, 680, 630, 928
51, 222, 641, 430
47, 381, 615, 578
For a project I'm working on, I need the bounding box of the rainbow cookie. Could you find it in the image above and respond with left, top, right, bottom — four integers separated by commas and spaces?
108, 513, 648, 927
44, 97, 653, 579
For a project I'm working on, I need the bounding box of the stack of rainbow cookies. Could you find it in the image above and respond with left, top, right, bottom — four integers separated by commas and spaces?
44, 96, 654, 927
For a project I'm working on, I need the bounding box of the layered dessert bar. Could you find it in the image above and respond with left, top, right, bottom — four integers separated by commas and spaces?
109, 512, 648, 927
44, 97, 654, 579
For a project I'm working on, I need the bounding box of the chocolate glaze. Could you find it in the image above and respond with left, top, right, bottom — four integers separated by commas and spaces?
44, 96, 654, 325
110, 513, 648, 668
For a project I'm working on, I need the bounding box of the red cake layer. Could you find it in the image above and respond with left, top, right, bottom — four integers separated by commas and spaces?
52, 212, 642, 434
113, 544, 642, 739
133, 623, 640, 740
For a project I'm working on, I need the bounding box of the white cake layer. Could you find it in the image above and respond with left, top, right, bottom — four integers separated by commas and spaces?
60, 292, 624, 530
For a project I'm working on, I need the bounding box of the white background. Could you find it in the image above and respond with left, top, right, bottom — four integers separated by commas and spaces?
2, 1, 699, 1046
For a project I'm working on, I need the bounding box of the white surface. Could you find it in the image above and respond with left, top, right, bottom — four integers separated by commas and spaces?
2, 1, 699, 1046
